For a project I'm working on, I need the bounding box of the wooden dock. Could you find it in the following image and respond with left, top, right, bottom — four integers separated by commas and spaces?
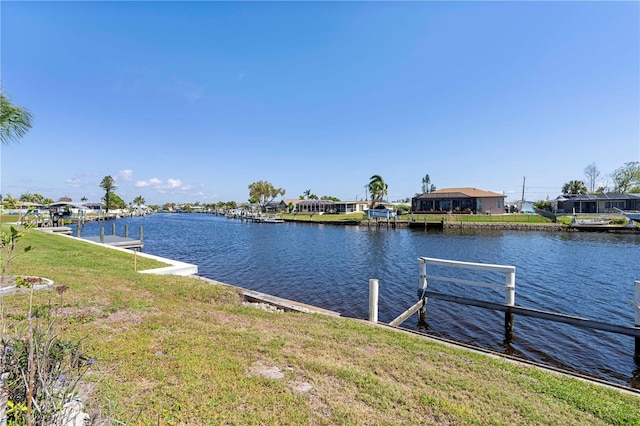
37, 226, 73, 235
81, 235, 144, 250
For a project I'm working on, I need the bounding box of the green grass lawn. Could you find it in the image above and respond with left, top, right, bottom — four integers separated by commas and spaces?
1, 229, 638, 424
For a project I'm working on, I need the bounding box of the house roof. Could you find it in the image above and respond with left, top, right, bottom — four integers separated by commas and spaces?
49, 201, 89, 209
415, 187, 504, 199
557, 193, 640, 201
297, 200, 335, 206
83, 202, 105, 208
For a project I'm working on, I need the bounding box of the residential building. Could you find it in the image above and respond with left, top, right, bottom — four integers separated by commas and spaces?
412, 187, 506, 215
555, 193, 640, 214
294, 200, 372, 214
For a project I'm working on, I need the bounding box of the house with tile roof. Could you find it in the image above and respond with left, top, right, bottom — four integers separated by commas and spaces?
412, 187, 506, 215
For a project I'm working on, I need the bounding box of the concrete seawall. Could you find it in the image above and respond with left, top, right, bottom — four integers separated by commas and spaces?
443, 222, 565, 231
360, 220, 565, 231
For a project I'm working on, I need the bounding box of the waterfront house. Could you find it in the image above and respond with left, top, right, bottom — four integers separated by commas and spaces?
555, 193, 640, 214
334, 200, 370, 214
81, 202, 105, 214
284, 199, 303, 212
265, 200, 289, 213
296, 199, 336, 214
295, 200, 376, 215
412, 187, 506, 215
18, 201, 45, 215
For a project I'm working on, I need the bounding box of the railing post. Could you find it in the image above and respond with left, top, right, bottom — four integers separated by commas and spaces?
369, 279, 379, 323
419, 259, 427, 292
418, 259, 428, 324
634, 280, 640, 362
504, 269, 516, 343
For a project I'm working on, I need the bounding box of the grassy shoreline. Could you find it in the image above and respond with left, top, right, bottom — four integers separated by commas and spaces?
2, 228, 639, 424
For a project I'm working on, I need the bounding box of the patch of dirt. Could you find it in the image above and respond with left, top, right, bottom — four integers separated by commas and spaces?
93, 310, 145, 331
246, 360, 331, 423
289, 380, 313, 393
247, 360, 288, 379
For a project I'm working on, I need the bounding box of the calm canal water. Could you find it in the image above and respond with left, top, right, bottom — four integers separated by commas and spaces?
75, 213, 640, 388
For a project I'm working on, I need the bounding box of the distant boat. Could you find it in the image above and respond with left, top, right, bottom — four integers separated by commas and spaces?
257, 218, 285, 224
614, 208, 640, 223
365, 206, 396, 219
571, 215, 637, 231
252, 215, 285, 224
572, 217, 611, 226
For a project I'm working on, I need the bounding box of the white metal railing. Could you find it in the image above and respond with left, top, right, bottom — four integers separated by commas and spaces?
377, 262, 640, 363
418, 257, 516, 306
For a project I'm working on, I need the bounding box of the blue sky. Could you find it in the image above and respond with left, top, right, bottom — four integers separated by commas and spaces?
1, 1, 638, 205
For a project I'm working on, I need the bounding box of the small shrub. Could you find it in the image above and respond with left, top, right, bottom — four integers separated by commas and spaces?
1, 224, 97, 424
15, 276, 44, 288
1, 328, 94, 424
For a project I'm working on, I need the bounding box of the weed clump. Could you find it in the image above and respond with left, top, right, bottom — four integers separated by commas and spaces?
1, 223, 95, 425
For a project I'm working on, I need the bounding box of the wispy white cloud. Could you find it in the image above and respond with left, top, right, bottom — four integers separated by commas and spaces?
162, 78, 206, 102
115, 67, 205, 102
167, 178, 183, 189
115, 169, 133, 182
65, 178, 82, 188
135, 178, 162, 188
134, 177, 192, 194
64, 172, 100, 189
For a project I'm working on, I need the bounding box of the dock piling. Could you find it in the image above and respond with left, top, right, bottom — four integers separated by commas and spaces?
634, 280, 640, 363
112, 222, 116, 235
418, 259, 428, 324
99, 227, 104, 243
369, 279, 379, 323
505, 269, 516, 343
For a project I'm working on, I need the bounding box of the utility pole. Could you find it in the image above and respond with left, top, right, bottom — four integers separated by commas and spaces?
521, 177, 526, 204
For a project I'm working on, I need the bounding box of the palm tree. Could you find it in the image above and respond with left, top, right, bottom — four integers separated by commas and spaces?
300, 189, 311, 200
0, 92, 33, 145
561, 180, 587, 195
132, 195, 146, 215
368, 175, 388, 209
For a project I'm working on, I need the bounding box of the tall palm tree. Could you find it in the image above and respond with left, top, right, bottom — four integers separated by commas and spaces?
561, 180, 587, 195
368, 175, 388, 209
0, 92, 33, 146
132, 195, 146, 215
300, 189, 311, 200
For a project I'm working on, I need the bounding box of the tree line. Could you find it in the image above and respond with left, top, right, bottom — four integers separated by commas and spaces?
562, 162, 640, 195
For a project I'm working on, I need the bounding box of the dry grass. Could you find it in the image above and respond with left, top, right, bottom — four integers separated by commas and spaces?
2, 229, 639, 425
